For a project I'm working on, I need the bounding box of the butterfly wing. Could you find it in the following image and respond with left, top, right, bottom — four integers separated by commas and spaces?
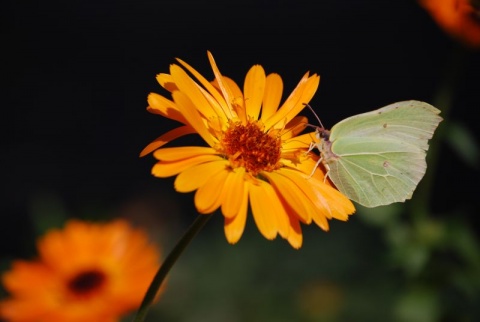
326, 101, 442, 207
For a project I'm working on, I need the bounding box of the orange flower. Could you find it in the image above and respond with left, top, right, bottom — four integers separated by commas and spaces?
419, 0, 480, 48
0, 219, 161, 322
141, 51, 355, 248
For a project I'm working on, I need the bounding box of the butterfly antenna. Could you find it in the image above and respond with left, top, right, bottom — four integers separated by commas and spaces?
303, 103, 324, 129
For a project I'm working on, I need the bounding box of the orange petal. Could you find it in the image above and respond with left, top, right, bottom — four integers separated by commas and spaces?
248, 180, 279, 240
153, 146, 218, 161
307, 177, 355, 222
212, 76, 246, 123
206, 51, 236, 118
281, 75, 320, 129
215, 76, 243, 105
286, 213, 303, 249
174, 159, 228, 192
170, 64, 219, 120
261, 73, 283, 122
152, 154, 222, 178
419, 0, 480, 48
156, 73, 178, 92
282, 116, 308, 139
194, 168, 229, 213
264, 73, 320, 130
140, 125, 196, 157
224, 182, 249, 244
283, 131, 317, 151
283, 155, 327, 183
244, 65, 266, 120
221, 167, 246, 218
276, 168, 332, 229
171, 90, 216, 147
176, 57, 230, 122
1, 261, 51, 294
263, 171, 312, 224
147, 92, 187, 124
281, 161, 355, 223
272, 194, 291, 242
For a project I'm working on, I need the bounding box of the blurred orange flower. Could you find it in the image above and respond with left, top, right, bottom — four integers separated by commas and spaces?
0, 219, 161, 322
419, 0, 480, 48
141, 51, 355, 248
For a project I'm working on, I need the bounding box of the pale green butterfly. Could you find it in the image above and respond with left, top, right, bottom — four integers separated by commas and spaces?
308, 100, 442, 208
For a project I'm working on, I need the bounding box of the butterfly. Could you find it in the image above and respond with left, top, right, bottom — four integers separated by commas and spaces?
308, 100, 443, 208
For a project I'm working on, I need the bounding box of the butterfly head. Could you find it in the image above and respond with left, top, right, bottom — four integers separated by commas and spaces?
315, 127, 330, 141
302, 103, 332, 145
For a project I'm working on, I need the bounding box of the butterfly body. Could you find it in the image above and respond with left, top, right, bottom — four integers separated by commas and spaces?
312, 100, 442, 208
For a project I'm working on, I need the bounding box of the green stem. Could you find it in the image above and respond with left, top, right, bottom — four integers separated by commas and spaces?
132, 214, 212, 322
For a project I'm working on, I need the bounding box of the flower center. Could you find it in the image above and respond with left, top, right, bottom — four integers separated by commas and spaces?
67, 269, 107, 298
221, 121, 281, 176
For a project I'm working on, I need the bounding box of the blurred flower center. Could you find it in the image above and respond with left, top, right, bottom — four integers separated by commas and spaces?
221, 121, 281, 176
67, 269, 107, 297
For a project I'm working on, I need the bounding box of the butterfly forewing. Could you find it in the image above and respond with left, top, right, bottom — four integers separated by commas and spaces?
330, 101, 442, 151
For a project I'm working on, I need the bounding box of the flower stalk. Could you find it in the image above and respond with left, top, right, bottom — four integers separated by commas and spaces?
132, 214, 212, 322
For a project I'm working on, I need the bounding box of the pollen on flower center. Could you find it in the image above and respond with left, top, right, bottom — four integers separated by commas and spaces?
221, 121, 281, 176
67, 269, 107, 298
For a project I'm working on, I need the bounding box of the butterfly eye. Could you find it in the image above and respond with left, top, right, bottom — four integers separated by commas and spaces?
317, 129, 330, 140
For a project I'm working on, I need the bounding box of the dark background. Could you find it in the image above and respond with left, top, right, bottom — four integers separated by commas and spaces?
2, 0, 479, 261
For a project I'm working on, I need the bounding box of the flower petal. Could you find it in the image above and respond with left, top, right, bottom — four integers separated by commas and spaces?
152, 154, 222, 177
153, 146, 217, 161
147, 92, 187, 124
194, 169, 229, 213
281, 74, 320, 126
282, 116, 308, 139
248, 180, 279, 240
264, 72, 320, 130
275, 168, 332, 229
286, 213, 303, 249
175, 160, 228, 192
1, 261, 51, 294
271, 192, 291, 242
176, 57, 230, 122
140, 125, 196, 157
224, 182, 249, 244
170, 64, 220, 120
419, 0, 480, 48
171, 90, 216, 147
263, 171, 312, 223
221, 167, 246, 218
212, 76, 246, 123
244, 65, 266, 120
156, 73, 178, 92
306, 177, 355, 222
261, 73, 283, 122
216, 76, 243, 104
283, 131, 316, 151
207, 51, 236, 118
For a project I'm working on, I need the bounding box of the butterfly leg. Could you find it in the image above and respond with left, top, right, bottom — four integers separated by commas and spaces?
303, 141, 317, 159
307, 156, 323, 178
323, 163, 330, 183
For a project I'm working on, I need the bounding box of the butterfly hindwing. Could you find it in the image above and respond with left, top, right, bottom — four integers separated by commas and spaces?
328, 137, 428, 207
